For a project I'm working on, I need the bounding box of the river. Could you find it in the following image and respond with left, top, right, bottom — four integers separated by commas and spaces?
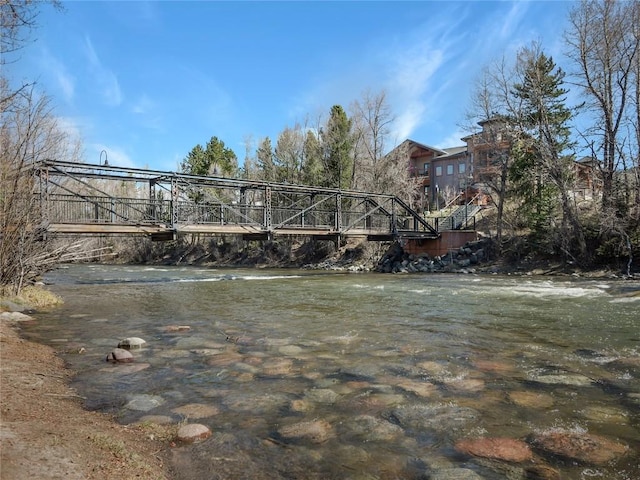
24, 264, 640, 479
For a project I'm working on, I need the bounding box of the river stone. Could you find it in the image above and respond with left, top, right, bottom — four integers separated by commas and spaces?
455, 437, 533, 463
429, 467, 484, 480
443, 378, 485, 393
529, 431, 629, 465
385, 403, 478, 433
529, 373, 593, 387
138, 415, 174, 425
124, 394, 165, 411
206, 351, 244, 367
347, 414, 403, 441
508, 391, 554, 409
261, 358, 295, 376
279, 344, 303, 355
106, 347, 134, 363
277, 419, 334, 444
223, 392, 289, 413
177, 423, 212, 443
190, 348, 225, 356
416, 360, 449, 376
164, 325, 191, 332
396, 379, 437, 397
0, 300, 27, 312
171, 403, 220, 419
0, 311, 33, 322
117, 337, 146, 349
580, 405, 629, 424
304, 388, 339, 404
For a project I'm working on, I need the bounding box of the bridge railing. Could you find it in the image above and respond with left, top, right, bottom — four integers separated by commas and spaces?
44, 194, 170, 224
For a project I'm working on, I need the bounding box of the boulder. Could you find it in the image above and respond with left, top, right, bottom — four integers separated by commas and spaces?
529, 431, 629, 465
0, 311, 33, 322
176, 423, 212, 443
117, 337, 146, 349
455, 437, 533, 463
277, 419, 334, 444
106, 348, 134, 363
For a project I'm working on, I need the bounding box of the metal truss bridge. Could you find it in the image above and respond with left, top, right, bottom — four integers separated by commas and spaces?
32, 159, 440, 242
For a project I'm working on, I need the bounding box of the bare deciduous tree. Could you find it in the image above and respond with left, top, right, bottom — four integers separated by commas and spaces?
565, 0, 640, 214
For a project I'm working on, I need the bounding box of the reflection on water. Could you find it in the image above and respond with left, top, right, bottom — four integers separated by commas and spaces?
25, 264, 640, 479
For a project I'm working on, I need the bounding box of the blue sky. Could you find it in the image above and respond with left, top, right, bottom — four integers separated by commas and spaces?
10, 1, 575, 171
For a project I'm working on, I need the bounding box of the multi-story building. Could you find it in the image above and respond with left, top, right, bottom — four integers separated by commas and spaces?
395, 117, 598, 212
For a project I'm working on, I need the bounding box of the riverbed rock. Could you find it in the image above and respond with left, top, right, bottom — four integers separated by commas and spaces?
138, 415, 174, 425
508, 391, 554, 409
177, 423, 212, 443
346, 414, 404, 442
385, 403, 478, 434
429, 467, 484, 480
171, 403, 220, 419
164, 325, 191, 332
580, 405, 629, 424
279, 344, 303, 356
443, 377, 485, 393
277, 419, 334, 444
261, 358, 295, 376
455, 437, 533, 463
105, 347, 134, 363
396, 379, 438, 397
0, 300, 27, 312
528, 372, 593, 387
124, 394, 165, 411
529, 431, 629, 465
117, 337, 146, 349
304, 388, 339, 404
0, 311, 33, 322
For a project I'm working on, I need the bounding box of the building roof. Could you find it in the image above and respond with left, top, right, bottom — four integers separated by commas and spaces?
438, 146, 467, 158
402, 139, 448, 156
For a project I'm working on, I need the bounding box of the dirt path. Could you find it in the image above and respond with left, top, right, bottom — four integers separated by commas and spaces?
0, 317, 175, 479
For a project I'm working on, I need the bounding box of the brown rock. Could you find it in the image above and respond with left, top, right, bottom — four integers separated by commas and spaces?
524, 464, 561, 480
105, 348, 134, 363
176, 423, 211, 443
171, 403, 219, 419
277, 419, 334, 444
508, 391, 554, 409
455, 437, 533, 463
529, 431, 629, 465
164, 325, 191, 332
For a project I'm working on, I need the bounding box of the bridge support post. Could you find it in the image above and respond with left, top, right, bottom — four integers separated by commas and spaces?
335, 193, 342, 232
264, 186, 272, 231
171, 177, 178, 229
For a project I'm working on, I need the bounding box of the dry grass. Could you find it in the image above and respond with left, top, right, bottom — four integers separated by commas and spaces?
0, 285, 63, 310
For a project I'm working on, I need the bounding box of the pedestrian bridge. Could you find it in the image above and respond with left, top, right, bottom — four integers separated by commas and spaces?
32, 159, 439, 242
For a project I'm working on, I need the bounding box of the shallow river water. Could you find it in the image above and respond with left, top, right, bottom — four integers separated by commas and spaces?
24, 264, 640, 479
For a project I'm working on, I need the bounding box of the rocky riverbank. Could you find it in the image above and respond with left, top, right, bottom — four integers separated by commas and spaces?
0, 303, 176, 479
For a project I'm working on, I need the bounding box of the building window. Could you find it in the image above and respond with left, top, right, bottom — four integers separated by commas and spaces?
423, 163, 429, 176
435, 166, 442, 176
458, 163, 466, 174
446, 164, 454, 175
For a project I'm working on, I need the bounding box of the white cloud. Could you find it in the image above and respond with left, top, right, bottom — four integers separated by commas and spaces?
39, 48, 75, 103
435, 130, 467, 149
132, 94, 154, 114
499, 1, 530, 40
83, 35, 123, 107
